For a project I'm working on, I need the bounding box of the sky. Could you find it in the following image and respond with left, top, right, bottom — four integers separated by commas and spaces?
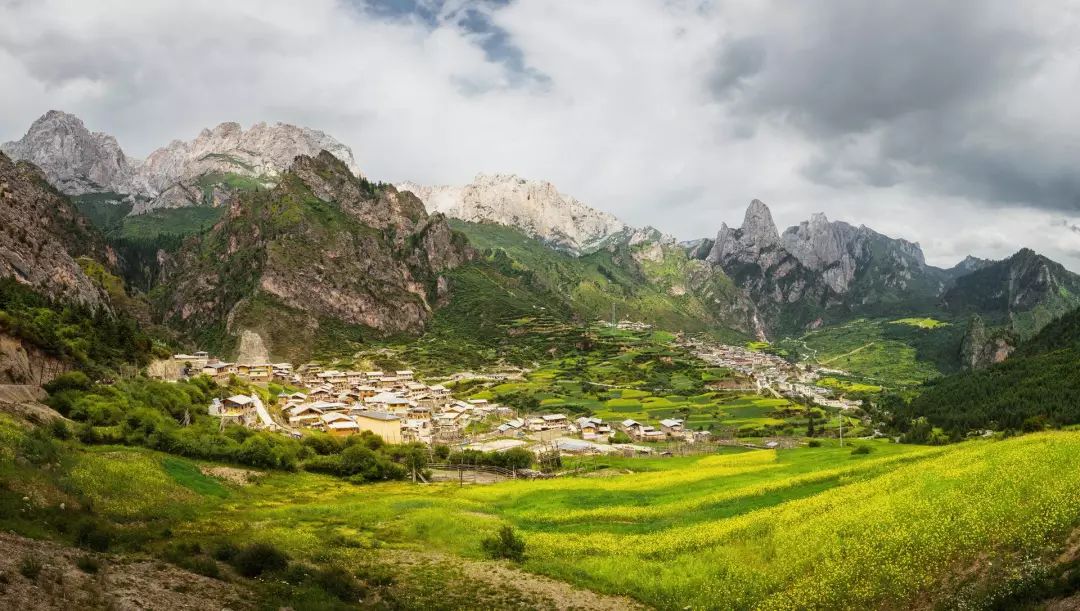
3, 0, 1080, 269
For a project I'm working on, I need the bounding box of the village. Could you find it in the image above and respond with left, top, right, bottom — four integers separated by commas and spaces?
165, 350, 714, 459
679, 337, 863, 411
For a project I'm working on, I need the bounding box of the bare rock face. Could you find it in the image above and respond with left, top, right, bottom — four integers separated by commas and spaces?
701, 198, 949, 335
1, 111, 134, 195
780, 212, 928, 295
708, 200, 789, 271
0, 152, 107, 308
399, 174, 627, 254
130, 121, 362, 212
3, 111, 362, 214
235, 329, 270, 363
161, 152, 472, 360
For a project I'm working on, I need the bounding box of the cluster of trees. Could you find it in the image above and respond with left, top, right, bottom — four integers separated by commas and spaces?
0, 278, 160, 378
46, 374, 430, 479
898, 347, 1080, 436
441, 446, 534, 470
302, 432, 430, 482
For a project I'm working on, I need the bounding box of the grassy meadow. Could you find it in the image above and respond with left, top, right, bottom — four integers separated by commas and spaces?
777, 317, 964, 388
6, 404, 1080, 609
175, 434, 1080, 609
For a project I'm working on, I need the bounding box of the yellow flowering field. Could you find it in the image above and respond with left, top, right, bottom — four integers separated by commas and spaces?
179, 433, 1080, 609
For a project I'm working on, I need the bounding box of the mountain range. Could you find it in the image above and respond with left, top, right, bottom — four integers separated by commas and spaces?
1, 110, 360, 213
4, 109, 1079, 370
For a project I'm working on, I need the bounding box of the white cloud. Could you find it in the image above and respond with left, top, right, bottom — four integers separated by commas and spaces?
2, 0, 1080, 270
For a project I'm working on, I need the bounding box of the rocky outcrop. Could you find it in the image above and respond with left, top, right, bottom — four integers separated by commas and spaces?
161, 152, 472, 361
700, 199, 950, 335
0, 152, 107, 308
0, 332, 70, 385
959, 315, 1014, 370
946, 255, 994, 279
781, 212, 931, 296
129, 121, 361, 213
704, 201, 827, 330
399, 174, 626, 254
3, 111, 361, 214
1, 111, 133, 195
942, 248, 1080, 339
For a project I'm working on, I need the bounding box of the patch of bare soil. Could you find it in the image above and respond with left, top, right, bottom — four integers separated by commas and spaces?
199, 465, 264, 485
1046, 594, 1080, 611
382, 549, 648, 611
0, 532, 253, 610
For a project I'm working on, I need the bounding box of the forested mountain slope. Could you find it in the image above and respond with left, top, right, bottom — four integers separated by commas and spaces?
903, 305, 1080, 434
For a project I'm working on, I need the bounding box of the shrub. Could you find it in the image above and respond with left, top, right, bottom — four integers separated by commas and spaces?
212, 542, 239, 562
610, 431, 633, 444
183, 556, 221, 579
481, 525, 526, 563
19, 428, 60, 465
230, 542, 288, 577
807, 440, 822, 448
76, 520, 112, 552
75, 555, 100, 574
47, 418, 72, 440
44, 371, 92, 395
19, 555, 43, 579
312, 565, 365, 602
851, 445, 872, 455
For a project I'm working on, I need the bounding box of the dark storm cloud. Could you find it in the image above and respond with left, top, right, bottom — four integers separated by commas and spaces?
708, 36, 765, 97
712, 0, 1080, 211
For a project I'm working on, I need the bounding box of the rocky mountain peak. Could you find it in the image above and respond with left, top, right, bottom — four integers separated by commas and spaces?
1, 110, 133, 195
4, 111, 361, 214
742, 199, 780, 246
397, 173, 626, 254
130, 119, 361, 212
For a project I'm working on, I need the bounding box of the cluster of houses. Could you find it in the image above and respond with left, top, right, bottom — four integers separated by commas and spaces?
171, 352, 294, 385
682, 339, 862, 410
179, 348, 721, 453
206, 366, 517, 444
618, 417, 712, 443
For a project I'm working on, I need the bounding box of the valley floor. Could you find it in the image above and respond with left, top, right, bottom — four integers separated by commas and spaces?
8, 433, 1077, 609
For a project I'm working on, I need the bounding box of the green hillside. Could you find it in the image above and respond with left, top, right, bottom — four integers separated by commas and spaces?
943, 248, 1080, 339
452, 221, 752, 339
903, 305, 1080, 434
776, 317, 964, 388
6, 410, 1080, 609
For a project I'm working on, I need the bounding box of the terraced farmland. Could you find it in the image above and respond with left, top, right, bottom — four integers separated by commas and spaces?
176, 432, 1080, 609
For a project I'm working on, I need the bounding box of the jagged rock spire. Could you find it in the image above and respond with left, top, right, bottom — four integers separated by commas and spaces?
741, 199, 780, 246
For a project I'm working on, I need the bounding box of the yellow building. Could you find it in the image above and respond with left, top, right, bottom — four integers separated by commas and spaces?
354, 411, 403, 444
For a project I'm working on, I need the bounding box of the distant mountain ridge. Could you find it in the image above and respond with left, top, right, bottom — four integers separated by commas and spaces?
7, 109, 1080, 366
694, 199, 950, 334
1, 110, 360, 214
398, 174, 627, 254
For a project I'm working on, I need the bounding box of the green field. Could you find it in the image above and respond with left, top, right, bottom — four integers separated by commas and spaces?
451, 325, 845, 436
177, 433, 1080, 609
6, 407, 1080, 609
777, 318, 963, 388
890, 317, 949, 329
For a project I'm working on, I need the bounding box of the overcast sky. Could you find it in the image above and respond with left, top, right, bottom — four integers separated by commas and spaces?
3, 0, 1080, 269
